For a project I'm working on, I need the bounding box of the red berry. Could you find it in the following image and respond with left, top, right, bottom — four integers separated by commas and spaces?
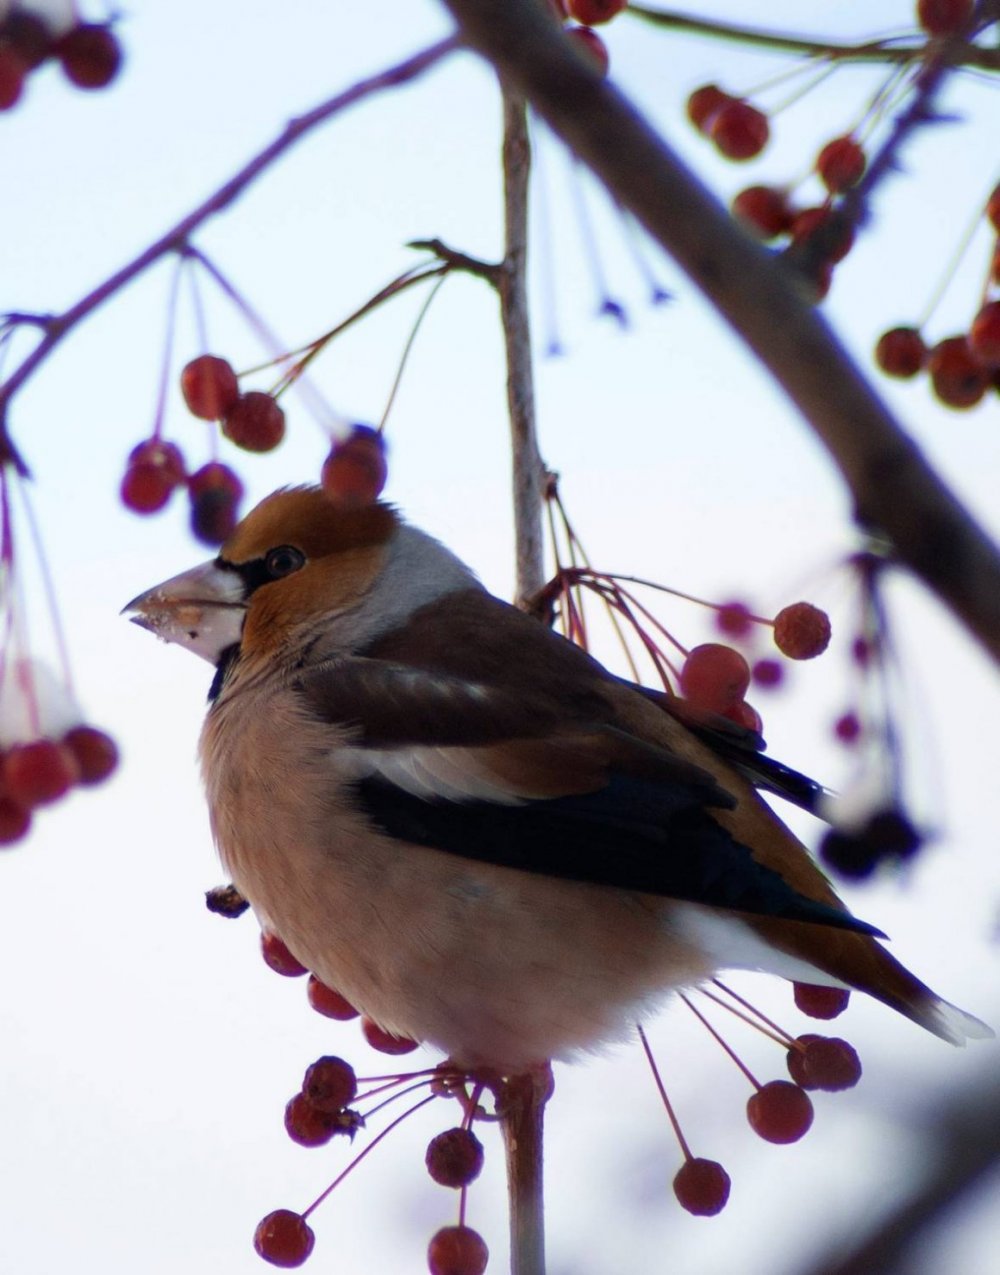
62, 725, 119, 786
969, 300, 1000, 367
56, 23, 122, 89
260, 931, 309, 977
0, 797, 31, 845
180, 355, 240, 421
816, 136, 866, 193
427, 1225, 489, 1275
928, 335, 990, 408
715, 601, 754, 637
564, 25, 609, 76
791, 206, 855, 264
793, 983, 850, 1020
426, 1127, 485, 1188
253, 1209, 315, 1268
321, 426, 387, 507
990, 239, 1000, 286
121, 462, 174, 514
686, 84, 730, 132
361, 1016, 420, 1055
302, 1056, 357, 1113
751, 658, 783, 689
679, 644, 751, 712
787, 1035, 862, 1091
3, 739, 79, 808
283, 1092, 339, 1148
306, 975, 359, 1021
833, 711, 862, 745
2, 11, 53, 68
723, 699, 762, 733
566, 0, 625, 24
672, 1157, 731, 1216
731, 186, 793, 240
987, 184, 1000, 234
773, 602, 831, 660
188, 462, 243, 545
710, 100, 769, 161
917, 0, 973, 37
746, 1080, 814, 1144
223, 391, 286, 452
0, 46, 27, 110
875, 327, 927, 379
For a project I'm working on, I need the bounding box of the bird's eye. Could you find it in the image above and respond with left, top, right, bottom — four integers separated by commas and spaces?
264, 545, 305, 579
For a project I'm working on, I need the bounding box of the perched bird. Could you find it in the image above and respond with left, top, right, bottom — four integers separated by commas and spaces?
126, 486, 990, 1070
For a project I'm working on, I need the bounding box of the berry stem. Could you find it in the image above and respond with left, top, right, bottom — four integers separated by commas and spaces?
150, 255, 185, 442
378, 272, 448, 431
680, 993, 761, 1090
636, 1022, 693, 1161
711, 979, 799, 1047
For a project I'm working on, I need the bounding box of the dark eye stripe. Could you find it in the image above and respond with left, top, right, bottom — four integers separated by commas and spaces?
216, 545, 305, 596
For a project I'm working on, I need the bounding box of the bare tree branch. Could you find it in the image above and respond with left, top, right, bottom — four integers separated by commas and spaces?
441, 0, 1000, 665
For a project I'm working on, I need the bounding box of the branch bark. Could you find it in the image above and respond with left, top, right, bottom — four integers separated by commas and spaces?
441, 0, 1000, 665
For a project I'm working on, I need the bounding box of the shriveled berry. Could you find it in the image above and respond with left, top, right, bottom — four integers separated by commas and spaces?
180, 355, 240, 421
321, 426, 387, 507
284, 1092, 339, 1148
746, 1080, 814, 1144
0, 796, 31, 845
188, 462, 243, 545
731, 185, 793, 240
302, 1055, 357, 1113
917, 0, 973, 37
686, 84, 730, 132
793, 983, 851, 1020
928, 335, 990, 408
710, 100, 769, 160
564, 25, 609, 75
253, 1209, 315, 1268
56, 23, 122, 89
773, 602, 830, 659
679, 644, 751, 713
306, 975, 360, 1021
426, 1127, 485, 1188
427, 1225, 489, 1275
567, 0, 626, 23
361, 1016, 420, 1055
787, 1034, 862, 1091
62, 725, 118, 785
672, 1157, 731, 1216
875, 327, 927, 379
223, 391, 286, 452
261, 931, 309, 977
3, 739, 79, 808
969, 300, 1000, 367
205, 883, 249, 917
816, 136, 866, 193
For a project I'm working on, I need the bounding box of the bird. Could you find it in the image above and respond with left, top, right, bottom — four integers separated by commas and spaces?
125, 485, 991, 1071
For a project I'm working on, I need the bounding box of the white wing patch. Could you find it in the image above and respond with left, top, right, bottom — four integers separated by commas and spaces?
338, 745, 528, 805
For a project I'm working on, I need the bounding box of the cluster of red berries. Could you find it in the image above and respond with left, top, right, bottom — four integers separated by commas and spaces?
679, 600, 832, 734
874, 185, 1000, 408
0, 8, 122, 110
120, 438, 244, 546
0, 724, 119, 846
549, 0, 628, 79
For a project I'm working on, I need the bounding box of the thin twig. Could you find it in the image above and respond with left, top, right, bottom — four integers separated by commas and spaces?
496, 1067, 552, 1275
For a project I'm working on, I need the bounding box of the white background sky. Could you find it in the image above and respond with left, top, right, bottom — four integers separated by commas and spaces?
1, 2, 999, 1273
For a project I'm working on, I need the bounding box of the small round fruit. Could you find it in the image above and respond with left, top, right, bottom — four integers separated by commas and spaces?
188, 462, 243, 544
875, 327, 927, 379
679, 644, 751, 713
223, 391, 286, 452
746, 1080, 814, 1144
731, 186, 793, 240
793, 983, 850, 1020
3, 739, 79, 808
787, 1035, 862, 1091
180, 355, 240, 421
426, 1127, 485, 1188
0, 47, 27, 111
62, 725, 119, 786
790, 207, 855, 264
709, 100, 769, 161
715, 601, 754, 637
260, 931, 309, 977
752, 658, 783, 689
361, 1016, 420, 1055
917, 0, 973, 37
0, 797, 31, 846
928, 335, 990, 409
2, 11, 53, 69
773, 602, 831, 659
284, 1093, 338, 1148
121, 462, 174, 514
816, 136, 866, 193
302, 1055, 358, 1114
321, 425, 387, 507
567, 0, 626, 23
672, 1157, 731, 1216
427, 1225, 489, 1275
686, 84, 730, 132
968, 300, 1000, 368
56, 23, 122, 89
306, 975, 360, 1020
253, 1209, 315, 1268
564, 24, 609, 75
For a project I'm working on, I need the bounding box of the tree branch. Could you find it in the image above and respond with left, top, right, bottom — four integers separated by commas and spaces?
497, 1066, 553, 1275
442, 0, 1000, 665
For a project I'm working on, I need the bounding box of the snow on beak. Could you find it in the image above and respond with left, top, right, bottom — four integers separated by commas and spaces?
123, 560, 247, 664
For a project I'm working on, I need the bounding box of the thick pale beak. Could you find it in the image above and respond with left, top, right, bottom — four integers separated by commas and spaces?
123, 560, 246, 664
